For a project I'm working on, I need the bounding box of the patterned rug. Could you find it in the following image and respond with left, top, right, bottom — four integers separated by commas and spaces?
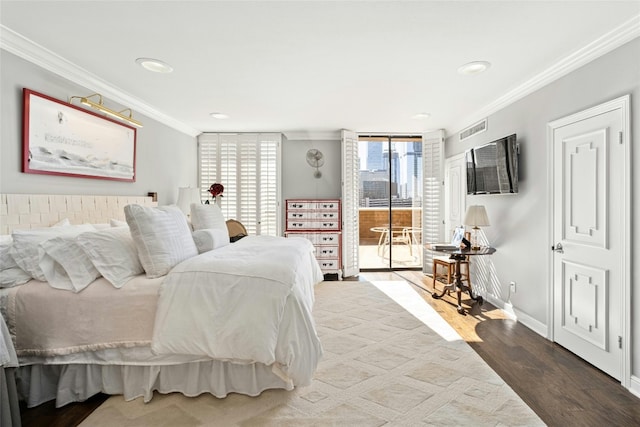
80, 280, 543, 426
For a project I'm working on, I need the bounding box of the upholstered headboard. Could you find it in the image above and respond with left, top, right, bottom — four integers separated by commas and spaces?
0, 194, 157, 234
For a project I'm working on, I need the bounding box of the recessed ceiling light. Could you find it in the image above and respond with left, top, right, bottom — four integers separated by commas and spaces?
412, 112, 431, 119
457, 61, 491, 75
135, 58, 173, 73
210, 112, 229, 119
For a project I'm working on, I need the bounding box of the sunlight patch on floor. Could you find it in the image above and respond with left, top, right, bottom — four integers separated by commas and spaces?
370, 280, 462, 342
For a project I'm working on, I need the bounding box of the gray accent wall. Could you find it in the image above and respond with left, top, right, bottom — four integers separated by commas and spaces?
0, 51, 197, 206
445, 38, 640, 380
282, 138, 342, 200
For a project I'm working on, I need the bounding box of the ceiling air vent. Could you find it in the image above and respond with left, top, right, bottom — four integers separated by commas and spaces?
459, 119, 487, 141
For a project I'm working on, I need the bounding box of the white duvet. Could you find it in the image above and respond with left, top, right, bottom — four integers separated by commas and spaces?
151, 235, 324, 386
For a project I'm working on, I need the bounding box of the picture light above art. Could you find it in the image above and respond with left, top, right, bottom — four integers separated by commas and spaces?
69, 93, 143, 128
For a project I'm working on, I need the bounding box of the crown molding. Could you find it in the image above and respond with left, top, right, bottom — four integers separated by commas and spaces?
452, 14, 640, 138
283, 130, 341, 141
0, 25, 201, 137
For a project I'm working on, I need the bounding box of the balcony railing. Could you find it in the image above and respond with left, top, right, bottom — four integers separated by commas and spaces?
359, 207, 422, 269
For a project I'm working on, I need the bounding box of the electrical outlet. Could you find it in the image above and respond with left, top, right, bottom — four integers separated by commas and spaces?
510, 281, 516, 293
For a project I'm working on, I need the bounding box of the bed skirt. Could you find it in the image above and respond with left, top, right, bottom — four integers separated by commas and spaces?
17, 361, 294, 408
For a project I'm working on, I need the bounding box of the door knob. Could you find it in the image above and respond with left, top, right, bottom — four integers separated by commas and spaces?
553, 242, 564, 253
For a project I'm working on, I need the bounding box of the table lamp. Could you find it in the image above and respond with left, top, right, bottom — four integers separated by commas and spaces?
176, 187, 201, 217
464, 205, 490, 249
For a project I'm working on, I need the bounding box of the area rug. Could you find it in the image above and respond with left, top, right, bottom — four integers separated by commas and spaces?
79, 280, 544, 426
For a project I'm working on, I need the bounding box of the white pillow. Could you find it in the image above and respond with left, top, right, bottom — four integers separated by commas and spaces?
39, 236, 101, 292
89, 223, 111, 230
77, 227, 143, 288
190, 203, 227, 232
54, 218, 71, 227
10, 224, 96, 281
1, 235, 18, 269
0, 268, 31, 288
124, 204, 198, 278
0, 236, 31, 287
192, 228, 230, 253
110, 218, 127, 227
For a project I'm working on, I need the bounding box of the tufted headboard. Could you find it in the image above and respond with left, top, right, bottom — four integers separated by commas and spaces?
0, 194, 157, 234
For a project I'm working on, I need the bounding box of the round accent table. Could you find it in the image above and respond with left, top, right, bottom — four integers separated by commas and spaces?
429, 246, 496, 315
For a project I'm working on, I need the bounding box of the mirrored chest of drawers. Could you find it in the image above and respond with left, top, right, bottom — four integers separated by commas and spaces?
284, 199, 342, 280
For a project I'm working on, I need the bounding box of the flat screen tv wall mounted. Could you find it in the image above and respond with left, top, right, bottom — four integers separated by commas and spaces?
466, 133, 519, 195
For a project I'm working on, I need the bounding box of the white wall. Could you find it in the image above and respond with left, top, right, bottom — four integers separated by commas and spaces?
0, 51, 197, 206
282, 138, 342, 200
445, 38, 640, 380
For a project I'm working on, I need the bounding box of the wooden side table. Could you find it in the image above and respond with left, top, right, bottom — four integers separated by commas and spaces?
429, 246, 496, 315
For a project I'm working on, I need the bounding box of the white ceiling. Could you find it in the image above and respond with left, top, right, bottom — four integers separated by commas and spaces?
1, 1, 639, 137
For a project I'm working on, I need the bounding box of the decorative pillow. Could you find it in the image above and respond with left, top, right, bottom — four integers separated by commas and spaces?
53, 218, 71, 227
0, 235, 17, 269
89, 223, 111, 230
77, 227, 143, 288
124, 204, 198, 278
110, 218, 127, 227
39, 236, 101, 292
9, 224, 96, 281
0, 268, 31, 288
192, 228, 230, 253
190, 203, 227, 232
0, 236, 31, 288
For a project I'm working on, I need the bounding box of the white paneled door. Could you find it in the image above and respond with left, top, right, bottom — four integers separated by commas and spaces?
550, 96, 630, 382
444, 153, 466, 238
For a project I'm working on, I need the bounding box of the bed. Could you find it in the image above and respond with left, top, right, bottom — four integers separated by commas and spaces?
0, 193, 324, 408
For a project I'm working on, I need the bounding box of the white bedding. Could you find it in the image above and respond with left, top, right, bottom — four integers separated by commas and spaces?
152, 235, 323, 385
2, 234, 325, 406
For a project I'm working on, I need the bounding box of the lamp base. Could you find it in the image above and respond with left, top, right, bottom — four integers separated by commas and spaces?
470, 226, 481, 250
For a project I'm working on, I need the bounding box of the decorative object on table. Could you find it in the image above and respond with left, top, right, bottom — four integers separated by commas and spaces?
176, 187, 201, 216
306, 148, 325, 178
22, 88, 137, 182
464, 205, 490, 250
208, 183, 224, 204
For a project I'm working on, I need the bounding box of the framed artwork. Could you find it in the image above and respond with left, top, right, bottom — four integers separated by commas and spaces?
22, 88, 137, 182
451, 226, 465, 246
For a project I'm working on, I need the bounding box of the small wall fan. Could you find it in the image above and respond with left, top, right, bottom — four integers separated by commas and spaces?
306, 148, 324, 178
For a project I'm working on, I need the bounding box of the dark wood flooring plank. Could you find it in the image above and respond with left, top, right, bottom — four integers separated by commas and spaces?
20, 393, 109, 427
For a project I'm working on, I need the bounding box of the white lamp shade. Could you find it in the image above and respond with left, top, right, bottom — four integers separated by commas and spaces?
464, 205, 490, 227
177, 187, 201, 214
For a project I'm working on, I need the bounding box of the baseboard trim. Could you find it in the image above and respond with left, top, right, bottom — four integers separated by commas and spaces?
484, 294, 516, 319
629, 376, 640, 398
483, 294, 548, 338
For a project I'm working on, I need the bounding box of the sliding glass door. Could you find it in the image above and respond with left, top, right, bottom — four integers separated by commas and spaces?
358, 136, 423, 270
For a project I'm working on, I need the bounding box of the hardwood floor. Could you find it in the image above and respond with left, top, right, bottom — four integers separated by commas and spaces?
19, 392, 108, 427
19, 271, 640, 426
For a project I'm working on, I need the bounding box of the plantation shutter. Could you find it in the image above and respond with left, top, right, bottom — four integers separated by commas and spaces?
341, 129, 360, 277
198, 133, 282, 236
422, 130, 445, 273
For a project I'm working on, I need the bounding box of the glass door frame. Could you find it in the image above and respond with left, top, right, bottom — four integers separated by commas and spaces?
358, 134, 423, 272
